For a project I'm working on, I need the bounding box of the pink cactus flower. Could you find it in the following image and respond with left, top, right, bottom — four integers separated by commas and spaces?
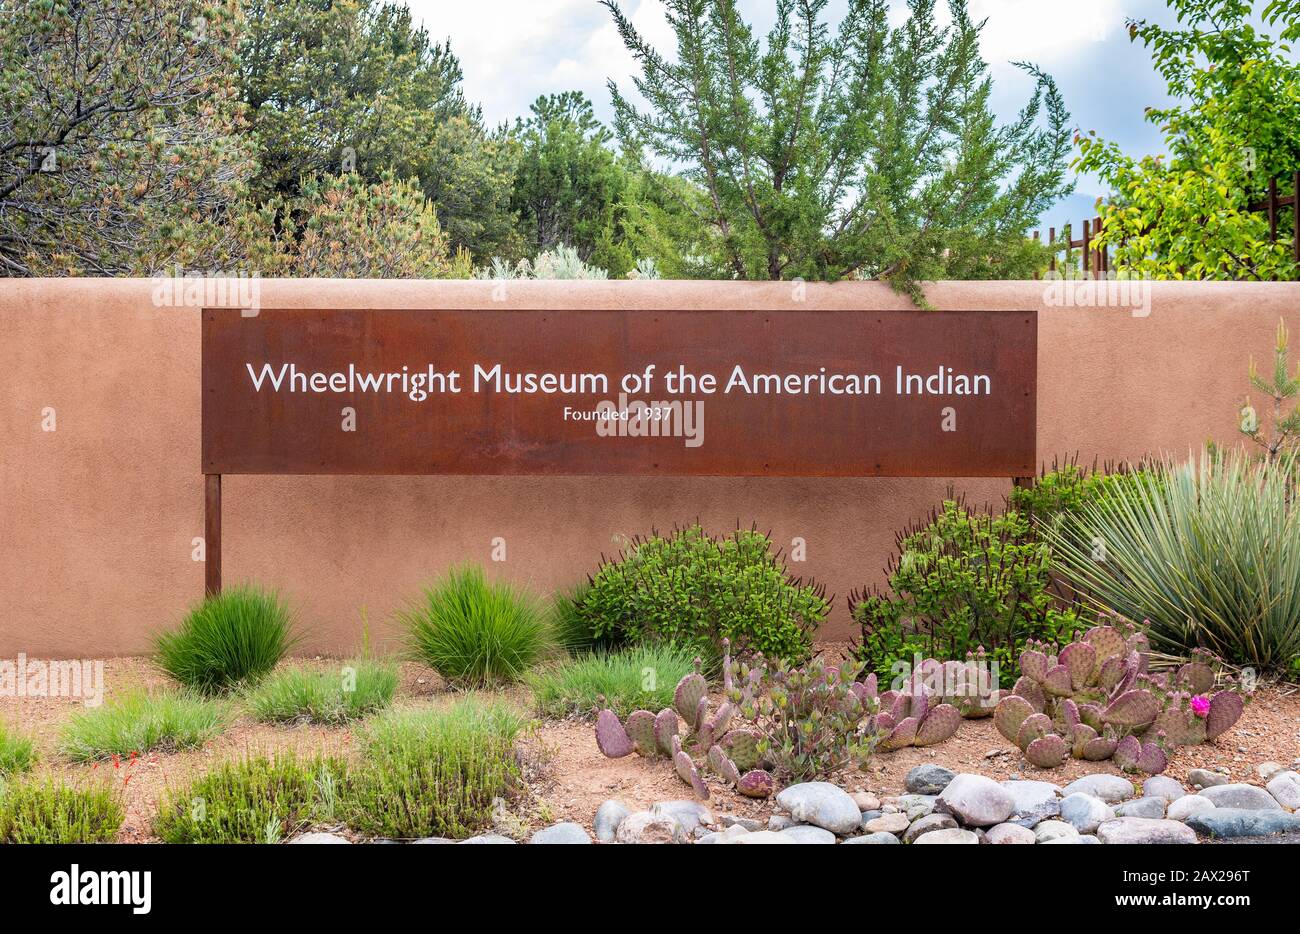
1190, 695, 1211, 718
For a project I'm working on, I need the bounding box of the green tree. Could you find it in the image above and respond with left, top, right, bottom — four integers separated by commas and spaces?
1075, 0, 1300, 280
247, 172, 472, 278
0, 0, 253, 275
510, 92, 633, 275
239, 0, 518, 260
601, 0, 1072, 294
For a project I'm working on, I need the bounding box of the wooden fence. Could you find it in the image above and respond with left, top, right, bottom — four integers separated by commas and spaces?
1034, 171, 1300, 278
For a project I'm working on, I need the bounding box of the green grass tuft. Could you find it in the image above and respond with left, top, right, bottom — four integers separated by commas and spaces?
527, 644, 697, 719
0, 720, 36, 776
59, 691, 225, 762
155, 584, 297, 694
0, 780, 123, 843
153, 754, 344, 844
245, 660, 398, 724
398, 565, 550, 686
337, 699, 528, 840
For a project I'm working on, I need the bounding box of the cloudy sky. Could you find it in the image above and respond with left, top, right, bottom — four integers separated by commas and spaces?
403, 0, 1195, 229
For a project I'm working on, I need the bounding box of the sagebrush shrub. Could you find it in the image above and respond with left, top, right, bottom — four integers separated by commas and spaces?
527, 644, 696, 719
399, 565, 549, 686
852, 499, 1087, 686
155, 585, 297, 694
338, 700, 527, 840
60, 691, 224, 761
0, 781, 122, 844
245, 660, 397, 725
154, 754, 343, 844
577, 524, 828, 663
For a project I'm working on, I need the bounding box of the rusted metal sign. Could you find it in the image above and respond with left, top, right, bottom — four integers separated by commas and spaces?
202, 307, 1036, 477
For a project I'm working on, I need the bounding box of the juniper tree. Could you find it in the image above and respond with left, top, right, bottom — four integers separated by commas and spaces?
601, 0, 1072, 293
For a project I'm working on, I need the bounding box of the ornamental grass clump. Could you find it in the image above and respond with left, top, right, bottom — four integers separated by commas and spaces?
399, 565, 549, 686
338, 700, 527, 840
1048, 451, 1300, 673
576, 524, 828, 664
245, 660, 398, 725
0, 780, 123, 844
527, 644, 697, 720
60, 691, 225, 762
155, 585, 297, 694
0, 720, 36, 776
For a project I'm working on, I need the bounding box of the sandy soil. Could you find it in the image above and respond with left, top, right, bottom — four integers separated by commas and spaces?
2, 655, 1297, 841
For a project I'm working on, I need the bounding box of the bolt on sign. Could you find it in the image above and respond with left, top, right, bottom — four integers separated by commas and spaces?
202, 307, 1036, 477
200, 306, 1035, 594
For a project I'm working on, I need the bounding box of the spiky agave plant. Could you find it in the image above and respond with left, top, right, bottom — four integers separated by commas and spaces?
1046, 451, 1300, 673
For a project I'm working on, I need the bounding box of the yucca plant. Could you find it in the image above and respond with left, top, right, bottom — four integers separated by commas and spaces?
155, 585, 297, 694
1048, 451, 1300, 673
60, 691, 225, 762
398, 565, 550, 686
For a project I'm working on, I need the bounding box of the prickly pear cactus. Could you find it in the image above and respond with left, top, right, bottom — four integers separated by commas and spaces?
595, 709, 634, 758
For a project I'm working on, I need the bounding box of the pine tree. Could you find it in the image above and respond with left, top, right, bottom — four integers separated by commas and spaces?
601, 0, 1072, 296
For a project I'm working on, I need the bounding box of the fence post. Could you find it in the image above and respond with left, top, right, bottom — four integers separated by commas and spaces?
1049, 227, 1056, 273
1082, 218, 1091, 277
1268, 176, 1279, 243
1293, 171, 1299, 265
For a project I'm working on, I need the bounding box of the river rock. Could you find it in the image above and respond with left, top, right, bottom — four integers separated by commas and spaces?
1032, 819, 1078, 843
935, 774, 1014, 826
594, 799, 631, 842
530, 822, 592, 844
1266, 771, 1300, 810
985, 822, 1036, 844
863, 812, 910, 835
458, 834, 517, 844
651, 800, 715, 834
1114, 797, 1167, 819
1197, 783, 1282, 810
287, 832, 351, 844
902, 813, 958, 843
775, 782, 861, 835
779, 825, 837, 844
912, 828, 980, 844
1001, 780, 1061, 827
727, 830, 795, 845
842, 832, 901, 844
1188, 768, 1230, 789
1167, 795, 1217, 822
851, 792, 881, 812
1185, 808, 1300, 839
1060, 793, 1114, 834
1257, 761, 1286, 781
1142, 776, 1186, 802
1061, 774, 1134, 804
905, 764, 957, 795
1096, 817, 1197, 845
616, 811, 684, 844
1043, 834, 1100, 844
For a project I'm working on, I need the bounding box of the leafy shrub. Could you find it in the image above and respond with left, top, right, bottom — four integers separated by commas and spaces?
155, 585, 297, 694
399, 565, 549, 686
337, 700, 527, 840
1049, 452, 1300, 673
576, 525, 828, 663
154, 754, 344, 844
245, 660, 398, 725
729, 656, 878, 781
852, 500, 1087, 687
474, 243, 609, 279
60, 691, 225, 762
551, 582, 618, 655
0, 781, 122, 843
0, 720, 36, 776
527, 644, 697, 720
1007, 461, 1150, 524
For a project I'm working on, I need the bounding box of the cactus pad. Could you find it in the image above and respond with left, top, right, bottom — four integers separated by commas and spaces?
1012, 676, 1047, 713
994, 695, 1034, 744
914, 703, 962, 746
1019, 648, 1049, 682
1178, 661, 1215, 695
1042, 664, 1074, 697
595, 709, 634, 758
1016, 712, 1053, 751
720, 729, 761, 772
1205, 691, 1244, 741
881, 716, 919, 751
673, 672, 708, 724
1058, 641, 1097, 690
1102, 689, 1159, 728
1025, 734, 1068, 768
1085, 625, 1127, 663
1112, 734, 1140, 772
625, 709, 658, 756
653, 708, 679, 755
737, 769, 775, 798
707, 744, 741, 786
